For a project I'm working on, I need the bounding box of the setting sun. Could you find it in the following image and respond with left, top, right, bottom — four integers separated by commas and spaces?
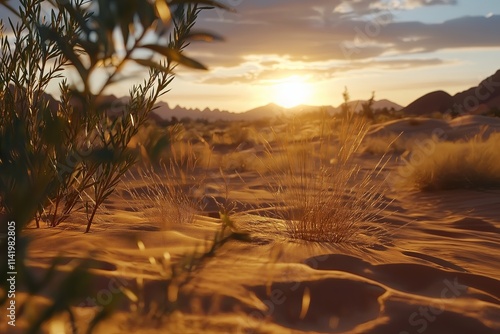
273, 76, 312, 108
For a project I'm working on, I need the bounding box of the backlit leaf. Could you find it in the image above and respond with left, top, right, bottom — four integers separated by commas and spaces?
140, 44, 207, 70
186, 31, 224, 42
169, 0, 235, 12
154, 0, 172, 24
132, 58, 171, 72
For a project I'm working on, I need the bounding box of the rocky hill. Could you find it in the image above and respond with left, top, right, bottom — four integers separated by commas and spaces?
403, 69, 500, 116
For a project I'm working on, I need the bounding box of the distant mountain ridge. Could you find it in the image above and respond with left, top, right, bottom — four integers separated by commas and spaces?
152, 99, 403, 121
18, 70, 500, 121
34, 88, 403, 122
403, 69, 500, 116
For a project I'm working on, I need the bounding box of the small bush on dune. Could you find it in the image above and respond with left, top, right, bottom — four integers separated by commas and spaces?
133, 122, 189, 165
126, 134, 209, 229
398, 133, 500, 190
361, 133, 403, 155
126, 163, 204, 229
266, 114, 390, 244
210, 122, 256, 147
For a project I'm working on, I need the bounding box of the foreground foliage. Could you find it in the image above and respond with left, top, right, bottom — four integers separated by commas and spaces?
0, 0, 223, 232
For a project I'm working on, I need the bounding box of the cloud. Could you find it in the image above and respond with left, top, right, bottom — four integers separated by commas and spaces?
182, 0, 498, 88
313, 0, 457, 16
3, 0, 494, 91
198, 56, 447, 85
375, 16, 500, 53
191, 1, 500, 69
399, 0, 457, 9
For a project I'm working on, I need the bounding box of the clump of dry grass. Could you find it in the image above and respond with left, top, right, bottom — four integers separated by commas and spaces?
397, 132, 500, 190
209, 122, 260, 147
265, 114, 391, 244
361, 132, 407, 155
125, 144, 206, 229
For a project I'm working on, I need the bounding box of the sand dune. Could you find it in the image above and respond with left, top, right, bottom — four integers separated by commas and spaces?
4, 116, 500, 334
8, 174, 498, 333
366, 114, 500, 143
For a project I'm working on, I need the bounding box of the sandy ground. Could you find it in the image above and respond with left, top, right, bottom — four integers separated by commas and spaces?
2, 115, 500, 334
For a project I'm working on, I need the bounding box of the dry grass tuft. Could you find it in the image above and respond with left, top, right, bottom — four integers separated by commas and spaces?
397, 132, 500, 190
361, 132, 407, 155
265, 114, 391, 244
125, 145, 206, 229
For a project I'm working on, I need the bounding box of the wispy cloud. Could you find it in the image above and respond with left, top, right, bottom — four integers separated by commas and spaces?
194, 1, 498, 60
199, 56, 448, 85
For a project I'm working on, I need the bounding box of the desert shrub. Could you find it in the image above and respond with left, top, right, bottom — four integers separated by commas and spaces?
361, 133, 407, 155
0, 1, 81, 230
210, 122, 254, 147
125, 162, 205, 229
361, 91, 375, 121
265, 113, 390, 244
217, 150, 262, 173
429, 111, 445, 119
132, 122, 187, 165
373, 108, 404, 123
397, 132, 500, 190
0, 0, 222, 232
131, 121, 169, 162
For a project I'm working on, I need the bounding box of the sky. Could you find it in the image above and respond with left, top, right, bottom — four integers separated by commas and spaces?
162, 0, 500, 112
1, 0, 498, 112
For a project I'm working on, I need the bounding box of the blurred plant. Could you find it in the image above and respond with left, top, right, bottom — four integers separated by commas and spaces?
211, 122, 252, 147
133, 121, 182, 165
361, 91, 375, 121
126, 218, 249, 326
340, 86, 350, 116
0, 0, 227, 231
124, 168, 250, 328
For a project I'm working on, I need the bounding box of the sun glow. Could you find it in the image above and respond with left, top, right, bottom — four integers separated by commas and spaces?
273, 76, 312, 108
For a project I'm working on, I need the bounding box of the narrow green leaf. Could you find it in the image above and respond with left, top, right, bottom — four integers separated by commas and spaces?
186, 30, 224, 42
132, 58, 171, 72
140, 44, 207, 70
37, 25, 87, 80
154, 0, 172, 23
169, 0, 236, 12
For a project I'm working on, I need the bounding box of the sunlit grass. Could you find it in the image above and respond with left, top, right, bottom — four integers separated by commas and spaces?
264, 114, 391, 244
125, 148, 205, 229
361, 132, 408, 155
397, 132, 500, 190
